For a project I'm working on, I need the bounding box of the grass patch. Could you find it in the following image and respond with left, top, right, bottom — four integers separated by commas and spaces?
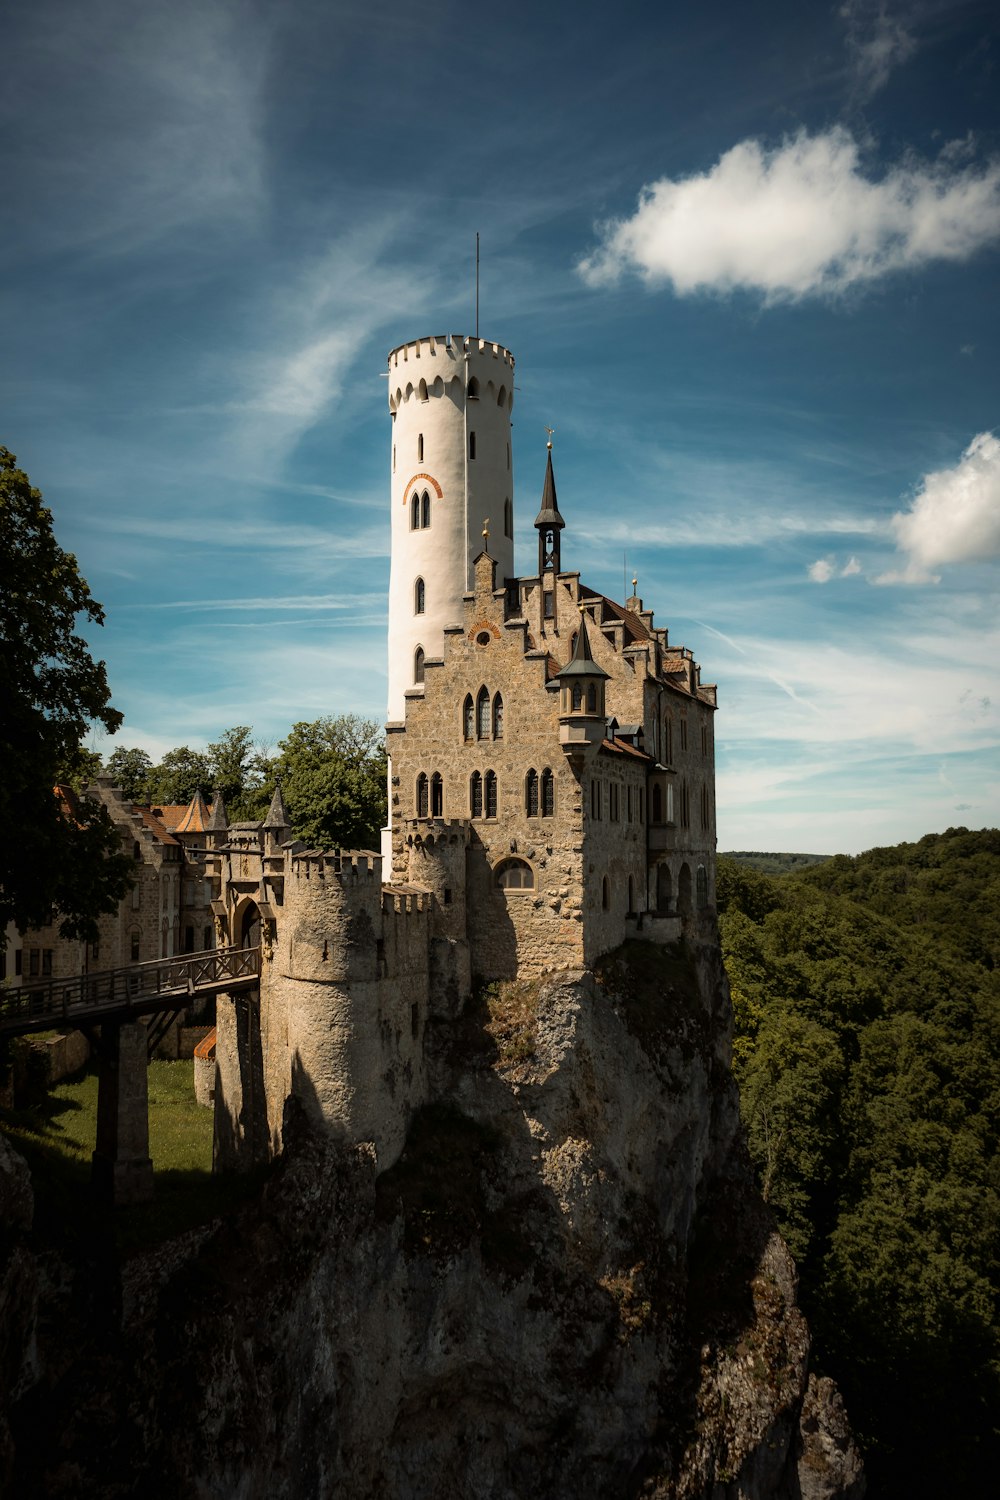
482, 976, 541, 1066
1, 1060, 260, 1255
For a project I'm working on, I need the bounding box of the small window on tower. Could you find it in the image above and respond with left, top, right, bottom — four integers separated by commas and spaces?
468, 377, 480, 400
504, 498, 512, 538
410, 495, 419, 530
421, 490, 430, 528
414, 646, 425, 684
414, 578, 425, 614
418, 433, 424, 462
469, 431, 476, 461
544, 592, 554, 619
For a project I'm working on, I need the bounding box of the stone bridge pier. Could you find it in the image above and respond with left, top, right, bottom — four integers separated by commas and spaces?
91, 1021, 154, 1206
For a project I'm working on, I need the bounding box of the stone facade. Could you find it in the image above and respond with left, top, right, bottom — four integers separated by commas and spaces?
209, 335, 719, 1175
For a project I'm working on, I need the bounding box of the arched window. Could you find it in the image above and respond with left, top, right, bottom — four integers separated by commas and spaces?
410, 495, 419, 530
525, 769, 538, 817
414, 646, 425, 684
696, 865, 708, 909
421, 490, 430, 528
492, 692, 504, 739
652, 784, 663, 823
602, 876, 610, 910
476, 686, 490, 739
431, 772, 443, 817
416, 773, 428, 817
469, 431, 476, 461
485, 769, 497, 818
504, 498, 512, 538
414, 577, 425, 614
468, 376, 480, 400
418, 378, 428, 401
497, 383, 506, 407
571, 683, 582, 711
495, 858, 533, 890
541, 768, 554, 816
417, 433, 424, 461
586, 684, 597, 713
463, 694, 474, 740
470, 771, 482, 817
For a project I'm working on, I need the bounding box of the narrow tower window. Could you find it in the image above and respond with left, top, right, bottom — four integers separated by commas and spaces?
421, 490, 431, 528
525, 769, 538, 817
476, 686, 490, 740
418, 378, 428, 402
586, 684, 597, 713
504, 498, 512, 539
470, 771, 482, 817
414, 577, 425, 614
463, 694, 474, 740
468, 377, 479, 400
410, 495, 419, 530
485, 770, 497, 818
414, 646, 425, 684
418, 433, 424, 461
417, 773, 428, 818
541, 767, 554, 817
431, 772, 443, 817
469, 431, 476, 461
492, 692, 504, 739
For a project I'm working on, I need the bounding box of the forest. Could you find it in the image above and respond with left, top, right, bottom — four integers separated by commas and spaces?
720, 828, 1000, 1498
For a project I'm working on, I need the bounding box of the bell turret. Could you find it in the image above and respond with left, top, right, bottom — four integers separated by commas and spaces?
534, 440, 565, 635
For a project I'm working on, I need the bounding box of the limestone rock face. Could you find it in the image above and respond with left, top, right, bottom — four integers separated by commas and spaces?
7, 939, 864, 1498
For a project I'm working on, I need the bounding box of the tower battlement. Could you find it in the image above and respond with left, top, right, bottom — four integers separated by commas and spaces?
388, 333, 515, 374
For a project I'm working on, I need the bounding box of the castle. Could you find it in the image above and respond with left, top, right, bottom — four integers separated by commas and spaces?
208, 333, 719, 1172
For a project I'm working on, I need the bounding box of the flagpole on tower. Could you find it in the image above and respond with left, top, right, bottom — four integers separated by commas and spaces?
475, 232, 480, 339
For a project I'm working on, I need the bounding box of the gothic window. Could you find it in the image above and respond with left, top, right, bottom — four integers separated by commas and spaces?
586, 684, 597, 713
495, 858, 533, 890
665, 714, 673, 763
469, 431, 476, 461
431, 773, 443, 817
681, 782, 690, 827
463, 694, 474, 740
414, 646, 425, 684
485, 770, 497, 818
410, 495, 419, 530
525, 768, 538, 817
421, 490, 431, 528
680, 717, 688, 752
572, 683, 582, 711
700, 784, 710, 829
476, 686, 490, 739
591, 779, 602, 821
417, 773, 428, 818
418, 433, 424, 461
701, 722, 709, 756
414, 577, 425, 614
627, 784, 633, 822
504, 498, 512, 538
666, 782, 675, 823
610, 783, 619, 821
492, 692, 504, 739
541, 767, 554, 817
470, 771, 482, 817
468, 377, 480, 400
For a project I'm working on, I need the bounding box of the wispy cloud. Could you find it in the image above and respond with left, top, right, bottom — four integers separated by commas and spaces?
876, 431, 1000, 583
840, 1, 917, 100
578, 128, 1000, 301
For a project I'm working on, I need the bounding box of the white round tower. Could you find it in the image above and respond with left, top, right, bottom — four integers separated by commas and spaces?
386, 333, 515, 723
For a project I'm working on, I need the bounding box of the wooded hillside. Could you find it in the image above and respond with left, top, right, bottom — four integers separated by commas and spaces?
720, 828, 1000, 1499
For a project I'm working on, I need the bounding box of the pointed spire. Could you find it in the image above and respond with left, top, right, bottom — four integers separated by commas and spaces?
557, 607, 610, 680
175, 788, 211, 834
534, 442, 566, 531
263, 780, 290, 830
207, 789, 228, 831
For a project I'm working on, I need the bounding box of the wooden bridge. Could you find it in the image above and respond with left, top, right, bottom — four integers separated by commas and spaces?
0, 945, 260, 1040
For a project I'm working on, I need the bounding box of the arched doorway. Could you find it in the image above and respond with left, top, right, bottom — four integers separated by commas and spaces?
240, 901, 261, 950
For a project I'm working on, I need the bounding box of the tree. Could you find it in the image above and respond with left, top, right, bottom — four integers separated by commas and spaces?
207, 725, 272, 820
0, 448, 131, 942
147, 747, 212, 806
273, 715, 386, 850
105, 745, 153, 803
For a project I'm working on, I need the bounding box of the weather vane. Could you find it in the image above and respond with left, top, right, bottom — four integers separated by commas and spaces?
482, 517, 490, 544
545, 426, 555, 449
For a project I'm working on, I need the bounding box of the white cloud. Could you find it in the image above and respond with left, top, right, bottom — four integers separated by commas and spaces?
877, 432, 1000, 583
578, 129, 1000, 301
842, 556, 862, 575
809, 558, 835, 582
841, 1, 916, 99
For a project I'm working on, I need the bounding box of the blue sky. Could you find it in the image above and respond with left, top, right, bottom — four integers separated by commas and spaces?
3, 0, 999, 853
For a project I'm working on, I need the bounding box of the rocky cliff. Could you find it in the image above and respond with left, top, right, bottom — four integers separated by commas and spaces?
2, 937, 864, 1498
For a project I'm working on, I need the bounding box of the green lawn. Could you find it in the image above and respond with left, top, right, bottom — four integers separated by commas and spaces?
1, 1060, 261, 1253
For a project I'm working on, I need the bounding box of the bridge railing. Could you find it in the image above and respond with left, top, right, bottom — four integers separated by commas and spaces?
0, 945, 260, 1036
